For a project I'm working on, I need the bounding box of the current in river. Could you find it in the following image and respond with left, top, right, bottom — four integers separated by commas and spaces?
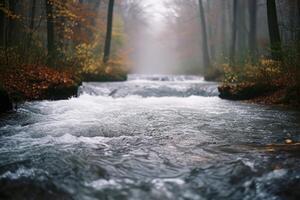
0, 75, 300, 200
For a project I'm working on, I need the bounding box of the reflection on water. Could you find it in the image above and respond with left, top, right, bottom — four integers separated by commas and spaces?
0, 75, 300, 200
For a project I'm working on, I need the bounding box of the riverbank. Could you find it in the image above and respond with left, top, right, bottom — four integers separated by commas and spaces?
218, 82, 300, 107
212, 59, 300, 108
0, 64, 127, 113
0, 65, 80, 113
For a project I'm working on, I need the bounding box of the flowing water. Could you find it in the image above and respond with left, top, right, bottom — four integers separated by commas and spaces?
0, 75, 300, 200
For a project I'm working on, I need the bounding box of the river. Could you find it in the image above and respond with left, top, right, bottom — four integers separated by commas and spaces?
0, 74, 300, 200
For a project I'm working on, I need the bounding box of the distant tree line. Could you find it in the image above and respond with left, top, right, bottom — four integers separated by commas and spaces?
163, 0, 300, 73
1, 0, 299, 75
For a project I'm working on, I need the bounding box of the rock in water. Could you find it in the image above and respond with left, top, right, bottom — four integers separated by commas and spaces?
0, 86, 13, 113
285, 139, 293, 144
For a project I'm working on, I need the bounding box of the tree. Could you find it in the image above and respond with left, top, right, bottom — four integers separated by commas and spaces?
237, 0, 247, 57
249, 0, 257, 63
298, 0, 300, 38
0, 0, 5, 46
230, 0, 238, 66
206, 0, 215, 60
221, 0, 228, 56
27, 0, 36, 48
266, 0, 282, 60
92, 0, 102, 26
29, 0, 36, 32
7, 0, 17, 46
45, 0, 55, 66
103, 0, 115, 63
298, 0, 300, 21
198, 0, 210, 69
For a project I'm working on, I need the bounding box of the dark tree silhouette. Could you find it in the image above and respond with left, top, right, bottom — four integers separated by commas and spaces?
27, 0, 36, 48
266, 0, 282, 60
103, 0, 115, 63
0, 0, 4, 46
221, 0, 227, 56
198, 0, 210, 69
237, 1, 247, 55
29, 0, 36, 31
230, 0, 238, 66
298, 0, 300, 38
7, 0, 16, 46
249, 0, 257, 63
45, 0, 55, 66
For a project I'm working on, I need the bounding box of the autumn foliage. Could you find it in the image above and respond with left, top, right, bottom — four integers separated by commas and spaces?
0, 0, 129, 102
0, 65, 78, 101
218, 58, 300, 106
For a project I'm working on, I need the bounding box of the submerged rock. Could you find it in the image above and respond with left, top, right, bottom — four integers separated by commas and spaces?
43, 84, 79, 100
285, 139, 293, 144
0, 179, 72, 200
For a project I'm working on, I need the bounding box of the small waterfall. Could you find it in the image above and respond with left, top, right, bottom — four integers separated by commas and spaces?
127, 74, 205, 82
79, 74, 219, 97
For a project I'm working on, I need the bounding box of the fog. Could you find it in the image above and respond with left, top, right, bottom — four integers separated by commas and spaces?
122, 0, 299, 76
123, 0, 211, 75
125, 0, 181, 74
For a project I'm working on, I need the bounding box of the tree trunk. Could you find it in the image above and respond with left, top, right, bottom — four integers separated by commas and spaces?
27, 0, 36, 48
45, 0, 55, 66
198, 0, 210, 70
7, 0, 16, 46
0, 0, 5, 46
103, 0, 115, 63
249, 0, 257, 63
95, 0, 101, 9
91, 0, 101, 27
207, 0, 215, 61
230, 0, 238, 67
30, 0, 36, 30
298, 0, 300, 38
266, 0, 282, 60
298, 0, 300, 21
221, 0, 227, 57
296, 1, 300, 63
237, 0, 247, 57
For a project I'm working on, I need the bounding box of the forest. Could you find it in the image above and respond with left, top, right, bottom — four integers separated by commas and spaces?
0, 1, 300, 200
0, 0, 128, 109
0, 0, 299, 109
